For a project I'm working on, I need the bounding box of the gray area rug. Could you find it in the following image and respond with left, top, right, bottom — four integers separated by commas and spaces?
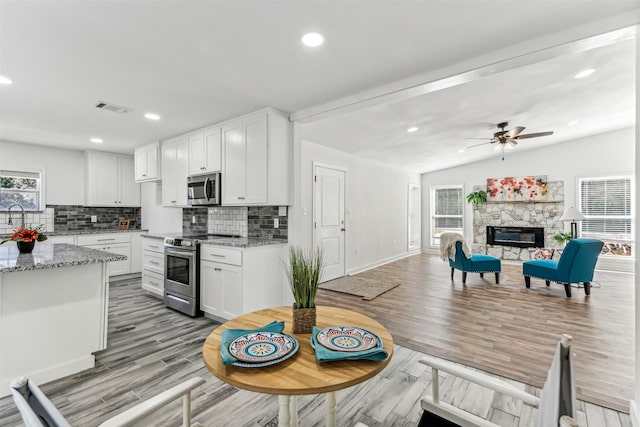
319, 275, 400, 300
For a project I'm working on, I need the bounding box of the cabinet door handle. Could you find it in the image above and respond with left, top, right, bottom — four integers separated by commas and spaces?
214, 268, 222, 271
210, 254, 226, 258
149, 261, 160, 265
237, 196, 245, 200
142, 174, 147, 177
148, 245, 159, 249
97, 238, 116, 241
149, 280, 159, 286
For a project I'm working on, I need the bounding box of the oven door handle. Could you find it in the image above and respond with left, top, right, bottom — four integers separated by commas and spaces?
165, 248, 196, 258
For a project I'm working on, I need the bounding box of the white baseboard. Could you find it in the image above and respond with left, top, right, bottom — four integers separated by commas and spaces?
347, 250, 421, 276
0, 355, 95, 398
630, 400, 640, 427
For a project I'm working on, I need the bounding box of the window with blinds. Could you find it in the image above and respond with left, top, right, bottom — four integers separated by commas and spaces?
0, 170, 42, 211
431, 185, 463, 246
579, 176, 633, 255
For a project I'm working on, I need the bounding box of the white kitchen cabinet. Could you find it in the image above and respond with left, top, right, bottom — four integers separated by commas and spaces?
134, 141, 161, 182
221, 108, 291, 206
161, 136, 189, 207
130, 232, 142, 273
85, 152, 141, 206
200, 261, 242, 318
200, 243, 285, 321
188, 127, 221, 176
141, 236, 164, 297
77, 233, 132, 276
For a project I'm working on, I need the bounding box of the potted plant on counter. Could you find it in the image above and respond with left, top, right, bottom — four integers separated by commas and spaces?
284, 246, 324, 334
1, 224, 48, 253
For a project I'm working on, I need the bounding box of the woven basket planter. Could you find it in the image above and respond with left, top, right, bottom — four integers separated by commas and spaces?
292, 305, 316, 334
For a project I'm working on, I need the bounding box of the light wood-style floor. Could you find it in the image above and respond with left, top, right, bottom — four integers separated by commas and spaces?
0, 265, 633, 426
316, 253, 635, 413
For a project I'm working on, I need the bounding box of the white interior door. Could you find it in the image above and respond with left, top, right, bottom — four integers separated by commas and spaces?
408, 183, 421, 251
314, 165, 345, 283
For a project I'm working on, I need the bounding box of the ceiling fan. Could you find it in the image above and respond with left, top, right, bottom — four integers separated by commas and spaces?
465, 121, 554, 160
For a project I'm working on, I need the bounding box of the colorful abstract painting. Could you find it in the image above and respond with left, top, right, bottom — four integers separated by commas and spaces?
486, 176, 548, 202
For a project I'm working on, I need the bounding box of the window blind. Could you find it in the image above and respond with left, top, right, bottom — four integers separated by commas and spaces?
431, 186, 463, 246
579, 177, 632, 240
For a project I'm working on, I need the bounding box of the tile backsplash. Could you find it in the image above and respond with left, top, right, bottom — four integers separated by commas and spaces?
182, 207, 208, 235
248, 206, 288, 240
207, 206, 248, 237
51, 205, 142, 233
0, 207, 55, 235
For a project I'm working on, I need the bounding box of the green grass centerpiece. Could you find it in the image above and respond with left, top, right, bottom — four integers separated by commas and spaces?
285, 246, 323, 334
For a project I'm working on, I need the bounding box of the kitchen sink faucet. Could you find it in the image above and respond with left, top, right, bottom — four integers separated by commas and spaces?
7, 204, 25, 228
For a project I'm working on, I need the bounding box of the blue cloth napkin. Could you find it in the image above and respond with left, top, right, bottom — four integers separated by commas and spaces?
220, 320, 285, 365
311, 326, 389, 363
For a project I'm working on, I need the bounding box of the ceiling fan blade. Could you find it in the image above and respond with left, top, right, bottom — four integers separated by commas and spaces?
506, 126, 525, 138
465, 141, 491, 149
515, 131, 554, 140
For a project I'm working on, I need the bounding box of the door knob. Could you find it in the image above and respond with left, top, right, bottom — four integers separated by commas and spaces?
341, 228, 345, 232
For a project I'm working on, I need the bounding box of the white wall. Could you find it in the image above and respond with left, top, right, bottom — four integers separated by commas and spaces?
140, 182, 182, 233
0, 141, 85, 205
421, 127, 635, 250
297, 140, 421, 274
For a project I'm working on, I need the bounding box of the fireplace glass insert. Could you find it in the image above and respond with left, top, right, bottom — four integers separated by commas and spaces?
487, 226, 544, 248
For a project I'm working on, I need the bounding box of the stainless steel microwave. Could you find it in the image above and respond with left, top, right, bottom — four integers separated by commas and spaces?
187, 173, 220, 206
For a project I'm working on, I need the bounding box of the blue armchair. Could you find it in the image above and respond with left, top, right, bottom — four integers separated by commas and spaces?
449, 241, 501, 284
523, 238, 604, 297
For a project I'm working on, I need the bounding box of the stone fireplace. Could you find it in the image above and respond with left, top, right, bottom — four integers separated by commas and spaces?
472, 181, 564, 261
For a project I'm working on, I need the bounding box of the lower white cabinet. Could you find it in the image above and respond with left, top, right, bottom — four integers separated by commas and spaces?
77, 233, 132, 277
200, 244, 286, 320
141, 236, 165, 296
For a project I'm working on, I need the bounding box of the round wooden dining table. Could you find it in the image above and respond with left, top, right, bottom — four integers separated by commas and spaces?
202, 305, 394, 427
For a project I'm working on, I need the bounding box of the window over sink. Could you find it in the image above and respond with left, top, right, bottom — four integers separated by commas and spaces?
0, 169, 42, 211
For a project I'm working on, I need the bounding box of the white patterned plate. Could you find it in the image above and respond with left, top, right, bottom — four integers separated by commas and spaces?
229, 332, 296, 363
316, 326, 381, 352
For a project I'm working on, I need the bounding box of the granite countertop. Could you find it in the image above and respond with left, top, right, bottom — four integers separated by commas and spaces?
48, 229, 147, 236
0, 243, 127, 273
141, 232, 286, 248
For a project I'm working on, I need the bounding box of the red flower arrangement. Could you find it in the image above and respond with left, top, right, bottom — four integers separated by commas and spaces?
1, 224, 48, 244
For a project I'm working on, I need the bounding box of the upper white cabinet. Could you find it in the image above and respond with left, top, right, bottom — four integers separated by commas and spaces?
134, 141, 161, 182
221, 109, 290, 205
161, 136, 189, 207
85, 152, 141, 207
188, 127, 221, 176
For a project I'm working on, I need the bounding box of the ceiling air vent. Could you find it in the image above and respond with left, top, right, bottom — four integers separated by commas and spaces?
95, 101, 133, 114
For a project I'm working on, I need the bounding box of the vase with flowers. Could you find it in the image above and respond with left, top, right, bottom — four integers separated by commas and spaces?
1, 224, 48, 253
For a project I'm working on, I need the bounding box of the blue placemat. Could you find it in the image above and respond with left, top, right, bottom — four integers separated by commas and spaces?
220, 320, 285, 365
311, 326, 388, 363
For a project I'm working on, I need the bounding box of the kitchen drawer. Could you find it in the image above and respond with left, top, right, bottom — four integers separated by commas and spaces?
142, 237, 164, 253
200, 245, 242, 266
77, 233, 131, 245
142, 270, 164, 297
143, 251, 164, 274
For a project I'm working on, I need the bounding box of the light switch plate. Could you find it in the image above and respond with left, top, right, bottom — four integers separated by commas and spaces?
91, 215, 97, 223
274, 218, 279, 229
278, 206, 287, 216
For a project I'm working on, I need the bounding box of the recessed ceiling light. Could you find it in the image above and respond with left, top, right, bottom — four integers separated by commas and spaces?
574, 69, 595, 79
568, 120, 580, 126
145, 113, 160, 121
301, 32, 324, 47
407, 127, 418, 133
0, 75, 13, 85
458, 149, 466, 153
90, 138, 103, 144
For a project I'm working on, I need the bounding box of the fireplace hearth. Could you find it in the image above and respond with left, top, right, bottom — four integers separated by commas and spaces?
487, 226, 545, 248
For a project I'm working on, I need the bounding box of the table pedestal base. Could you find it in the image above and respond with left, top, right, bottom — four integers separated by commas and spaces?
278, 392, 336, 427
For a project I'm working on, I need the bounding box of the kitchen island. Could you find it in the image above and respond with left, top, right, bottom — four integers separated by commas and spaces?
0, 243, 126, 397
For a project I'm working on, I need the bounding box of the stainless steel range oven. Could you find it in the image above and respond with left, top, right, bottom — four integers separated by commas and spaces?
164, 237, 202, 317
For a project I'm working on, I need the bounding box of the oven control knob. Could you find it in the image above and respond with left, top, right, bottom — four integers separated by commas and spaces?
184, 241, 192, 247
166, 238, 174, 245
